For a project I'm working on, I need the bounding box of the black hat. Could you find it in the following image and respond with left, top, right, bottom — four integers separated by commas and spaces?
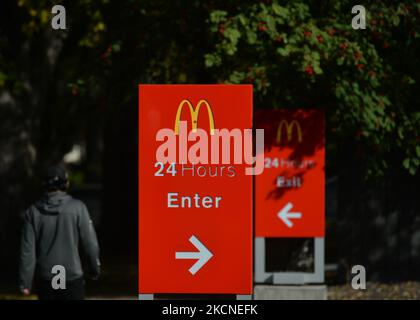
42, 165, 68, 190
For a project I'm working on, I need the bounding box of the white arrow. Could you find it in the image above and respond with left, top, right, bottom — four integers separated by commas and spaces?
175, 235, 213, 275
277, 202, 302, 228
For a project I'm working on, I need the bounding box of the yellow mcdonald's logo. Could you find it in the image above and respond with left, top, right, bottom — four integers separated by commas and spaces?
174, 99, 215, 135
276, 120, 302, 144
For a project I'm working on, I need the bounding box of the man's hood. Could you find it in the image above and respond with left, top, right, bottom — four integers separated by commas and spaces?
35, 191, 72, 215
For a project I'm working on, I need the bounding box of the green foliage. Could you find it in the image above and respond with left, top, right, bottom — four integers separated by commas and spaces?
205, 0, 420, 178
0, 0, 418, 179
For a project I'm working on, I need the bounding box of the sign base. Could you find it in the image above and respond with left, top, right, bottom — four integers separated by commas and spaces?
254, 285, 327, 300
254, 237, 325, 284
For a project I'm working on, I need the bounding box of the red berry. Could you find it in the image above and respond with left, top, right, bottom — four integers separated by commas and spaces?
275, 35, 283, 43
304, 65, 314, 75
327, 28, 336, 36
340, 42, 348, 50
218, 23, 225, 35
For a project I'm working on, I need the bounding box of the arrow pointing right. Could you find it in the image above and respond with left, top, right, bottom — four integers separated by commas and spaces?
175, 235, 213, 275
277, 202, 302, 228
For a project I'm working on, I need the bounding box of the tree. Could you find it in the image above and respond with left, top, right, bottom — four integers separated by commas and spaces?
0, 0, 419, 284
204, 0, 420, 178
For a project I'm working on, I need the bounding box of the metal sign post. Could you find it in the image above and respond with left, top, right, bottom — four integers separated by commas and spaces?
254, 237, 324, 284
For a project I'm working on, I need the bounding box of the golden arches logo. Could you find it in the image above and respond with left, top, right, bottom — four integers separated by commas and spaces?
276, 120, 302, 144
174, 99, 215, 135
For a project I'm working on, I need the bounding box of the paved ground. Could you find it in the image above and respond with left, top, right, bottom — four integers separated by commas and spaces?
328, 282, 420, 300
0, 295, 138, 300
0, 262, 137, 300
87, 296, 137, 300
3, 282, 420, 300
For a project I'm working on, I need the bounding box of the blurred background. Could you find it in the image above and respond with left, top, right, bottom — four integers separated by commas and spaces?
0, 0, 419, 299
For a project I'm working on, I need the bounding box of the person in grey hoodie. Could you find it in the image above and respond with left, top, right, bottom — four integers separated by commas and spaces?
19, 165, 100, 300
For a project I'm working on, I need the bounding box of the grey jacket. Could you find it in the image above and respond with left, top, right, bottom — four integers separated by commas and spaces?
19, 191, 100, 291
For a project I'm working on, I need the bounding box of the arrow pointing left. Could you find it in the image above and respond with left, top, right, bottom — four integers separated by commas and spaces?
277, 202, 302, 228
175, 235, 213, 275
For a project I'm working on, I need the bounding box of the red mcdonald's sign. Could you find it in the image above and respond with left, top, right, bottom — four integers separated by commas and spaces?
139, 84, 253, 295
255, 109, 325, 237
